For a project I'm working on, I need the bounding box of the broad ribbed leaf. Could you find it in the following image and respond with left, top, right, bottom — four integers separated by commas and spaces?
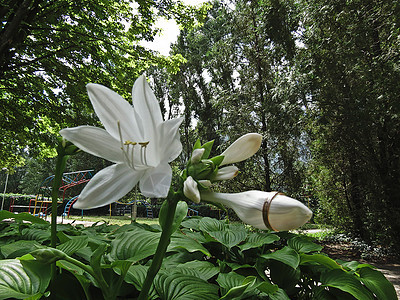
239, 232, 280, 251
173, 261, 218, 281
0, 211, 48, 225
181, 217, 201, 231
321, 269, 374, 300
155, 273, 219, 300
287, 236, 323, 253
169, 233, 211, 256
358, 267, 397, 300
21, 228, 50, 243
269, 288, 291, 300
262, 246, 300, 269
208, 229, 247, 249
57, 236, 88, 256
0, 259, 51, 299
300, 253, 342, 270
0, 240, 40, 258
109, 229, 160, 261
256, 281, 279, 294
198, 217, 225, 233
216, 272, 245, 294
123, 264, 158, 299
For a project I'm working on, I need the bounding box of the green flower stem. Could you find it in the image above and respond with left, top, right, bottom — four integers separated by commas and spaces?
138, 193, 178, 300
63, 255, 110, 294
51, 154, 69, 248
50, 152, 69, 279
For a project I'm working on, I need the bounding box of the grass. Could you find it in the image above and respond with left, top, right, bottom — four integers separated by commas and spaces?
67, 214, 159, 226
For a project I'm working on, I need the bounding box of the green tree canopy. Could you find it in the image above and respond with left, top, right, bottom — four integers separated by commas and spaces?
0, 0, 201, 169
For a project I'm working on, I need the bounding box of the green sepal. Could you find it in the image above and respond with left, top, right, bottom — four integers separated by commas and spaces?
200, 140, 214, 159
187, 159, 215, 180
193, 139, 202, 150
210, 155, 224, 167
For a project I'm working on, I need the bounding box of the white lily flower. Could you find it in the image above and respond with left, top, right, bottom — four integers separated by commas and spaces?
211, 166, 239, 181
220, 133, 262, 166
200, 191, 312, 231
60, 75, 183, 209
183, 176, 201, 203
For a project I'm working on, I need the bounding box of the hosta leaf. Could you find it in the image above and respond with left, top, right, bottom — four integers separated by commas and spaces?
287, 236, 323, 253
169, 233, 211, 256
0, 240, 40, 258
180, 228, 209, 243
262, 246, 300, 269
57, 236, 88, 256
0, 211, 48, 225
198, 217, 225, 233
239, 232, 280, 251
300, 253, 342, 270
0, 259, 51, 299
21, 228, 50, 243
268, 288, 291, 300
155, 273, 219, 300
208, 230, 247, 249
219, 276, 257, 300
181, 217, 202, 231
358, 267, 397, 300
256, 281, 279, 294
321, 269, 374, 300
109, 228, 160, 262
173, 261, 219, 281
216, 272, 245, 294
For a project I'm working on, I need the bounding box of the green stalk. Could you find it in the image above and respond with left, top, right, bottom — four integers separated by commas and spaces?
138, 194, 178, 300
51, 154, 69, 248
50, 152, 69, 279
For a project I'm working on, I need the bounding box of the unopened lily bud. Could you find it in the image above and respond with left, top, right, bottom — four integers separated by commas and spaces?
220, 133, 262, 166
183, 176, 201, 203
211, 166, 239, 181
191, 148, 205, 164
198, 180, 212, 188
200, 190, 312, 231
31, 248, 67, 264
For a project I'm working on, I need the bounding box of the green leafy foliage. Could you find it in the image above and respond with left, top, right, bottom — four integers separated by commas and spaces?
0, 215, 396, 299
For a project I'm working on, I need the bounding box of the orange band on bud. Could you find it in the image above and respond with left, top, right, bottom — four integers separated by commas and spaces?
262, 191, 281, 231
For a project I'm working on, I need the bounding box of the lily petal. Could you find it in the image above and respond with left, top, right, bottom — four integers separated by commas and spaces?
132, 75, 163, 138
74, 164, 142, 209
158, 117, 184, 162
86, 83, 143, 141
220, 133, 262, 166
140, 163, 172, 198
60, 126, 124, 163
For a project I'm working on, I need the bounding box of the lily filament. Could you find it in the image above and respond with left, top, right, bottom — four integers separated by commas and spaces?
118, 121, 149, 169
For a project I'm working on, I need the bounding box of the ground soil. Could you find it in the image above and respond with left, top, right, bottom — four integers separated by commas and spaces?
321, 241, 400, 299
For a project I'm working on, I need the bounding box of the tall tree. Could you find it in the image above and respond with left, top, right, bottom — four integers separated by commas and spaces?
300, 0, 400, 247
0, 0, 198, 169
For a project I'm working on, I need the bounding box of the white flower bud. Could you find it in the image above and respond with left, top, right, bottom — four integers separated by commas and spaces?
198, 180, 212, 188
220, 133, 262, 166
211, 166, 239, 181
191, 148, 205, 164
200, 190, 312, 231
183, 176, 201, 203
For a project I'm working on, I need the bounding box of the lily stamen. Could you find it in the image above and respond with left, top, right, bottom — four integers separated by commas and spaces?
139, 142, 149, 165
118, 121, 137, 169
